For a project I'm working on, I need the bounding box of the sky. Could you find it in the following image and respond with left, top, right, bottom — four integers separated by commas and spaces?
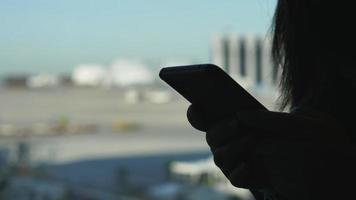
0, 0, 276, 75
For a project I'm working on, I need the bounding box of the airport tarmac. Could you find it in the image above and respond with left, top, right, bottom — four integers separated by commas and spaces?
0, 86, 276, 164
0, 87, 207, 164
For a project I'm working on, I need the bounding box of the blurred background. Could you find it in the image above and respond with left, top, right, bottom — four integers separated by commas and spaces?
0, 0, 277, 199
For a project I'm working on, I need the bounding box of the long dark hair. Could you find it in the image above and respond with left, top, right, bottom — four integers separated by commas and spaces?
271, 0, 356, 111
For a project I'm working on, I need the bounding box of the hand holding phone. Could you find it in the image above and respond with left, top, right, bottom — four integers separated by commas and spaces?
159, 64, 267, 123
160, 64, 270, 198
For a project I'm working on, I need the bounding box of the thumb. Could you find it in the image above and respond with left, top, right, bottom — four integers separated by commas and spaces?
187, 104, 209, 132
235, 110, 342, 140
236, 110, 293, 132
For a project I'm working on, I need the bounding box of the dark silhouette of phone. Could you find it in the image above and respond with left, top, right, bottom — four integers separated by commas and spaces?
159, 64, 267, 122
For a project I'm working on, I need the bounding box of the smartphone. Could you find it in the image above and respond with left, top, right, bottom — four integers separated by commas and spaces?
159, 64, 267, 121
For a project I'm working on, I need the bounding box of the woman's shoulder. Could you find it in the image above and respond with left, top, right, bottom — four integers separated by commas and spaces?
291, 105, 356, 143
290, 105, 327, 117
290, 106, 343, 126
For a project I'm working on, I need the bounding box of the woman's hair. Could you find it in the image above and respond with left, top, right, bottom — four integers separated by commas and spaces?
271, 0, 356, 110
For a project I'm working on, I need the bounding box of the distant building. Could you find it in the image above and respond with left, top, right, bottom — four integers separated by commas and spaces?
59, 74, 74, 86
105, 59, 154, 88
3, 75, 29, 88
211, 34, 279, 88
26, 74, 60, 88
72, 64, 106, 87
211, 35, 230, 71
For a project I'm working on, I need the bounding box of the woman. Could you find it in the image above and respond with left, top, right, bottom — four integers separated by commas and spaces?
187, 1, 356, 200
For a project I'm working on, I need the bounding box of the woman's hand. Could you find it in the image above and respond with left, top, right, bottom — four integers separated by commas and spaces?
187, 104, 271, 189
186, 104, 350, 198
204, 115, 270, 189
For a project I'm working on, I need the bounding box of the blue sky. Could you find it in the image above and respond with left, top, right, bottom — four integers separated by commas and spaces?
0, 0, 276, 75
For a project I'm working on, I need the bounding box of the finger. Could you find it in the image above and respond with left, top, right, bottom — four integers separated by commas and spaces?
206, 119, 236, 148
187, 104, 208, 132
228, 158, 271, 189
206, 117, 255, 148
211, 135, 256, 173
227, 162, 251, 188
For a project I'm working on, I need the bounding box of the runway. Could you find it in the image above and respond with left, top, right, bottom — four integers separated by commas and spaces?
0, 87, 207, 164
0, 86, 276, 164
